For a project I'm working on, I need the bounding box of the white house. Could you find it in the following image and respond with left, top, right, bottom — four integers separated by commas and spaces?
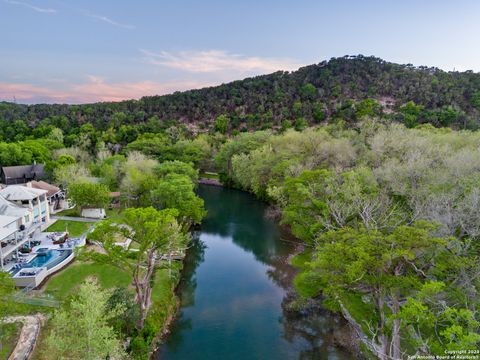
0, 185, 50, 226
28, 181, 67, 214
0, 214, 23, 270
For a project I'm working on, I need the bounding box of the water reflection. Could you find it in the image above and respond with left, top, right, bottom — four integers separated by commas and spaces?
157, 186, 351, 360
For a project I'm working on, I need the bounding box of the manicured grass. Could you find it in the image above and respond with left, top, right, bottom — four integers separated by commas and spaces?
44, 261, 132, 300
46, 220, 92, 237
0, 322, 21, 359
151, 262, 182, 304
54, 208, 80, 217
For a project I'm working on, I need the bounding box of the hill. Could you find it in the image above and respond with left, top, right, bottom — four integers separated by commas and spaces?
1, 55, 480, 142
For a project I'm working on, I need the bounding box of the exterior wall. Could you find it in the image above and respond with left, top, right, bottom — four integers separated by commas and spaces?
81, 208, 106, 219
13, 267, 48, 287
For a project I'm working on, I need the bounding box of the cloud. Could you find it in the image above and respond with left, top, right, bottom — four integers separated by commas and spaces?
0, 77, 215, 104
4, 0, 56, 13
84, 12, 135, 29
141, 49, 302, 74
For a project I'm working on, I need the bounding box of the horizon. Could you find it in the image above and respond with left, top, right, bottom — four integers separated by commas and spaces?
1, 55, 475, 106
1, 0, 479, 104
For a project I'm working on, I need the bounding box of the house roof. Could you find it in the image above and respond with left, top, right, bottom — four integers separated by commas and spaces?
0, 185, 47, 201
0, 226, 16, 241
30, 181, 61, 198
0, 196, 29, 217
1, 164, 45, 180
0, 215, 20, 228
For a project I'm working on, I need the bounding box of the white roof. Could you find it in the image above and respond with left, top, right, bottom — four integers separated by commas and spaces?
0, 196, 30, 217
0, 226, 16, 241
0, 185, 47, 201
0, 215, 19, 228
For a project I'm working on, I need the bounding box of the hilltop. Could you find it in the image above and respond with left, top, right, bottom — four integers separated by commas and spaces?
1, 55, 480, 141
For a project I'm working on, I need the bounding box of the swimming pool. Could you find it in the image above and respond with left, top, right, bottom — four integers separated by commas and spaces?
10, 249, 72, 275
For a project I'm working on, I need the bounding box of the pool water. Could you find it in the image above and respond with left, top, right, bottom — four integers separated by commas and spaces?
29, 250, 64, 267
11, 249, 72, 275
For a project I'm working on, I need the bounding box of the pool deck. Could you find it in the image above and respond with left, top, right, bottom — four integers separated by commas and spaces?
6, 232, 83, 275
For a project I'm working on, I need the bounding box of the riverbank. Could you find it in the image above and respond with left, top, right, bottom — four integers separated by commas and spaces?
285, 243, 364, 358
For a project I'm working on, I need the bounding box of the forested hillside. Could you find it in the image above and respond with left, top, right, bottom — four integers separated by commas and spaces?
2, 55, 480, 145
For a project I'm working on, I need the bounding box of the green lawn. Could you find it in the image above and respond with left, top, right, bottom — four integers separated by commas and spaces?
54, 208, 80, 217
44, 261, 132, 300
46, 220, 92, 237
0, 322, 21, 359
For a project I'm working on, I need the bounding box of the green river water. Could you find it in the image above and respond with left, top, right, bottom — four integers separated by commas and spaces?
157, 185, 351, 360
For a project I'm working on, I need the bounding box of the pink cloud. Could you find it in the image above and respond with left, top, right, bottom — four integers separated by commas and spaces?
141, 49, 303, 74
0, 77, 215, 104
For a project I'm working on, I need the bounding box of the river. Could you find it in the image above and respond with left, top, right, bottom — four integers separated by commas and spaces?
157, 185, 351, 360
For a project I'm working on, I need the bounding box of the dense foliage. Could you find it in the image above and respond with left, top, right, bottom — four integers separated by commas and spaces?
2, 56, 480, 150
216, 122, 480, 357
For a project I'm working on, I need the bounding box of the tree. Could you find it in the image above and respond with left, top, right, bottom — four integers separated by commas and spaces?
152, 173, 206, 225
296, 222, 451, 360
399, 101, 423, 128
47, 127, 64, 145
312, 102, 327, 123
356, 98, 381, 118
0, 143, 32, 166
56, 154, 76, 166
214, 114, 230, 134
300, 83, 317, 100
68, 182, 110, 210
120, 152, 158, 206
53, 163, 91, 188
400, 281, 480, 354
87, 207, 186, 329
154, 160, 198, 182
44, 279, 126, 360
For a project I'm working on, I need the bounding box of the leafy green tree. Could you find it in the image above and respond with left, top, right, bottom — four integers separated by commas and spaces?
471, 91, 480, 111
292, 101, 303, 117
44, 279, 126, 360
152, 173, 206, 225
0, 143, 32, 166
19, 140, 52, 164
68, 182, 110, 209
120, 152, 158, 206
47, 127, 64, 145
126, 134, 170, 158
164, 137, 212, 170
215, 131, 271, 184
294, 117, 308, 131
312, 102, 327, 123
296, 222, 451, 360
54, 163, 91, 187
107, 287, 140, 336
300, 83, 317, 100
400, 281, 480, 354
214, 114, 230, 134
400, 101, 423, 128
356, 98, 381, 118
87, 207, 186, 329
57, 154, 76, 166
154, 161, 198, 182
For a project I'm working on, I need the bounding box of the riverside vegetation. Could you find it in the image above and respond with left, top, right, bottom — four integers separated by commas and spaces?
0, 56, 479, 359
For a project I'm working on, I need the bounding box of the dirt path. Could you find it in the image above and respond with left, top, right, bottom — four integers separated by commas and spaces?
3, 315, 45, 360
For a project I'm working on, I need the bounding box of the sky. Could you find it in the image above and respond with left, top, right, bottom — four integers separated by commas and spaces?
1, 0, 479, 104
